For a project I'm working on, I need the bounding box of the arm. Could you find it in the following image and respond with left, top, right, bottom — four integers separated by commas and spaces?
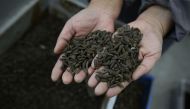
137, 5, 173, 37
89, 0, 123, 20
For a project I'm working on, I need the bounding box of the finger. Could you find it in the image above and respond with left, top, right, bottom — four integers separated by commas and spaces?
88, 66, 105, 87
62, 68, 73, 84
88, 66, 95, 75
74, 70, 86, 83
91, 51, 105, 69
133, 54, 160, 80
95, 82, 108, 96
91, 55, 97, 69
54, 21, 75, 54
106, 82, 129, 97
51, 57, 64, 81
88, 72, 98, 88
138, 51, 143, 61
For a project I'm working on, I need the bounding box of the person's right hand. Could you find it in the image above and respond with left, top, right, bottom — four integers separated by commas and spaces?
51, 6, 116, 84
87, 5, 173, 97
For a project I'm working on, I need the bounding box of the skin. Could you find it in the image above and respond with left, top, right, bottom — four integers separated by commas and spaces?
52, 0, 123, 83
87, 5, 173, 97
51, 0, 173, 97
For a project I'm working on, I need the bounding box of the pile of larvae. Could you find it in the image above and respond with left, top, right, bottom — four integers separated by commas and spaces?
61, 25, 142, 88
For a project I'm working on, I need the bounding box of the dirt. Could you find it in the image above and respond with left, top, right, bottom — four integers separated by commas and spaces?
0, 15, 103, 109
0, 15, 148, 109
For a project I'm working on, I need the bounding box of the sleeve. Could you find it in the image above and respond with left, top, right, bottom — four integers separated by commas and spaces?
140, 0, 190, 41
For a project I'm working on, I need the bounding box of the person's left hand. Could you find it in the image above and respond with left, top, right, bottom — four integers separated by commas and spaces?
88, 19, 163, 97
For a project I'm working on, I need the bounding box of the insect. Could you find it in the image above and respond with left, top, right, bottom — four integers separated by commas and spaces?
60, 25, 142, 88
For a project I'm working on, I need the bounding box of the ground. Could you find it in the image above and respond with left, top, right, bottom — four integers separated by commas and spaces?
0, 16, 103, 109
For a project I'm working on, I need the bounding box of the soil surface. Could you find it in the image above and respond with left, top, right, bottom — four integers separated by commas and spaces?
0, 16, 103, 109
0, 15, 148, 109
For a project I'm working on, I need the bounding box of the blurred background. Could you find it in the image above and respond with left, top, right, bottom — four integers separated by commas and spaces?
0, 0, 189, 109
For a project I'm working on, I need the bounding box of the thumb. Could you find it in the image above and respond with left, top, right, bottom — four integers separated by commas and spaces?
54, 21, 75, 54
132, 53, 160, 80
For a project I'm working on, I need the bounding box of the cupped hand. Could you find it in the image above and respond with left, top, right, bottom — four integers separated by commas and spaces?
88, 19, 163, 97
51, 7, 115, 84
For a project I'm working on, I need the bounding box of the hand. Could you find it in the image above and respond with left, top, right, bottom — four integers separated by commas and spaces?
88, 19, 163, 97
51, 6, 115, 84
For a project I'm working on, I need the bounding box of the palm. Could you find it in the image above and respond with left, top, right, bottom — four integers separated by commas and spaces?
88, 20, 163, 97
51, 8, 114, 84
68, 10, 114, 36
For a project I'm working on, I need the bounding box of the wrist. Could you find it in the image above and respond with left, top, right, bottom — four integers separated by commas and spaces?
137, 15, 164, 38
128, 18, 163, 43
88, 0, 123, 20
137, 5, 173, 37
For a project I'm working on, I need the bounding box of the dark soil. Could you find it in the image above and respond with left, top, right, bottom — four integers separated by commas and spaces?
0, 15, 103, 109
0, 14, 148, 109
